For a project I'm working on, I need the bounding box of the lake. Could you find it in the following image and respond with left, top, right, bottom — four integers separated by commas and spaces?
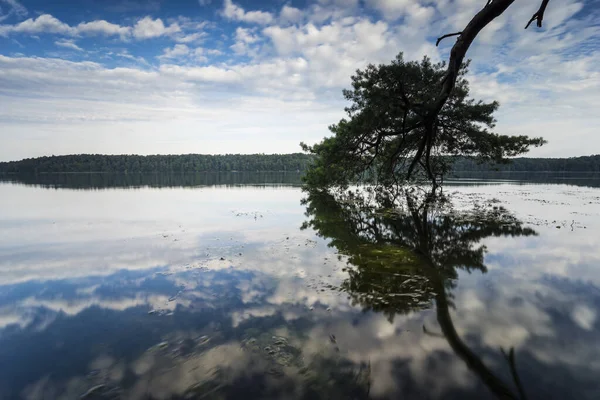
0, 173, 599, 400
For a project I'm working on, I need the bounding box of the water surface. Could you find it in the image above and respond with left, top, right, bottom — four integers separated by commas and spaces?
0, 174, 599, 399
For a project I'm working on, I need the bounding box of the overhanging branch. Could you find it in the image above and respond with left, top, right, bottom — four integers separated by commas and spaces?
431, 0, 516, 118
436, 32, 462, 47
525, 0, 550, 29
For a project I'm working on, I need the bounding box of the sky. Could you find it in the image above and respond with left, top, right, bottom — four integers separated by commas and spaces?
0, 0, 598, 161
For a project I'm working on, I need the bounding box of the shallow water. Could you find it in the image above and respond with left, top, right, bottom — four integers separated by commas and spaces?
0, 174, 599, 399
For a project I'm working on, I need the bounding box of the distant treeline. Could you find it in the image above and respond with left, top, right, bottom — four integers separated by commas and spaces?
451, 155, 600, 173
0, 154, 315, 174
1, 154, 599, 174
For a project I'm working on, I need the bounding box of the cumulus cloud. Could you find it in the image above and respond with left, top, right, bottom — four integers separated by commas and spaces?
0, 14, 72, 36
221, 0, 274, 25
76, 19, 131, 37
230, 27, 261, 56
235, 27, 258, 44
158, 44, 190, 60
280, 5, 304, 24
0, 14, 186, 40
132, 16, 181, 39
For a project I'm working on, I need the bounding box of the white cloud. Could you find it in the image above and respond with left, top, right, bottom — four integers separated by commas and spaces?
174, 32, 205, 43
158, 63, 241, 83
192, 47, 208, 63
55, 38, 83, 51
280, 5, 304, 24
230, 27, 261, 56
76, 19, 131, 38
0, 14, 192, 41
0, 14, 73, 36
132, 16, 181, 39
222, 0, 274, 25
235, 27, 258, 44
158, 44, 190, 60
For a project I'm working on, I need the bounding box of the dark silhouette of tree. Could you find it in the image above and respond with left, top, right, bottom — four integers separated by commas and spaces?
302, 185, 537, 399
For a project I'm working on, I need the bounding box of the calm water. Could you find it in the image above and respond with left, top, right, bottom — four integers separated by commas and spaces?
0, 174, 599, 399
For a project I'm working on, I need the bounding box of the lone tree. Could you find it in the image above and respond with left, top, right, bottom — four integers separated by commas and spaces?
303, 0, 555, 188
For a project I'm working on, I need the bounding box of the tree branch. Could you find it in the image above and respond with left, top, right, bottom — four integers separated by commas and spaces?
525, 0, 550, 29
407, 134, 428, 179
407, 0, 515, 185
431, 0, 515, 119
436, 32, 462, 47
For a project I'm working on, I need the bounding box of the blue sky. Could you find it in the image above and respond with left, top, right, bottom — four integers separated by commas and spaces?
0, 0, 599, 161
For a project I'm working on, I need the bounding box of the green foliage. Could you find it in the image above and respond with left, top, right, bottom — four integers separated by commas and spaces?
0, 153, 315, 174
302, 53, 546, 188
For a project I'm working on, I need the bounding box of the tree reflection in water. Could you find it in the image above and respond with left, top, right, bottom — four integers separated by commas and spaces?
301, 185, 537, 400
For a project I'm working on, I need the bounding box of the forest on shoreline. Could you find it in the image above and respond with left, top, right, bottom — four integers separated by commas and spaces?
1, 154, 599, 174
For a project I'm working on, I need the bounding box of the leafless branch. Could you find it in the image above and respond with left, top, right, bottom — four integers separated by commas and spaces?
525, 0, 550, 29
436, 32, 462, 47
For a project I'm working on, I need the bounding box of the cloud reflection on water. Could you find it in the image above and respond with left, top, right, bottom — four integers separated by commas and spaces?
0, 181, 599, 398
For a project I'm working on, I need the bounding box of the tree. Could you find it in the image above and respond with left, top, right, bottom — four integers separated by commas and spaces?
302, 56, 545, 187
303, 0, 557, 188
